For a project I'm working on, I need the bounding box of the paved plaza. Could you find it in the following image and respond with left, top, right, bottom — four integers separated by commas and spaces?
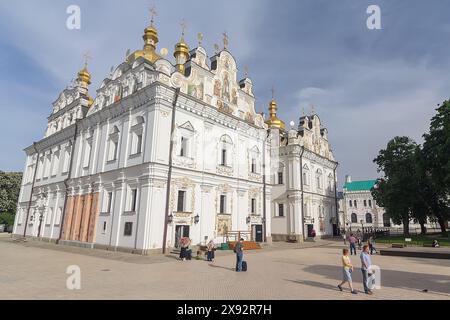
1, 235, 449, 300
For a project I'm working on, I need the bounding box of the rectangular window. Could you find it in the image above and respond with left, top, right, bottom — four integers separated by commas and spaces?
130, 189, 137, 212
303, 173, 308, 185
108, 140, 118, 161
136, 133, 142, 154
62, 149, 71, 173
51, 153, 60, 176
55, 207, 62, 226
37, 158, 44, 179
364, 200, 367, 207
354, 200, 357, 208
107, 192, 113, 213
278, 203, 284, 217
349, 200, 352, 207
46, 208, 53, 225
251, 158, 257, 173
278, 172, 283, 184
251, 198, 256, 214
221, 149, 227, 166
177, 190, 186, 212
368, 200, 372, 207
220, 195, 226, 214
104, 191, 113, 213
44, 155, 51, 178
180, 137, 188, 157
124, 222, 133, 236
83, 142, 92, 168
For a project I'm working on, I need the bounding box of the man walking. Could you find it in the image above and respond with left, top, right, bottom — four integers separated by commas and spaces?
348, 233, 357, 255
360, 244, 373, 295
234, 238, 244, 272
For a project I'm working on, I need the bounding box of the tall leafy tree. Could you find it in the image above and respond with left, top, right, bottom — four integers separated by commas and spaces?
372, 137, 418, 236
422, 100, 450, 232
0, 171, 23, 217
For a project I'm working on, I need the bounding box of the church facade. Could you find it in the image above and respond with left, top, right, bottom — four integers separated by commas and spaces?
13, 16, 338, 253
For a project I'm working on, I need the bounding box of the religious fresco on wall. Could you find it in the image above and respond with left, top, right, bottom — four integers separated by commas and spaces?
188, 82, 204, 100
231, 88, 238, 105
221, 73, 230, 102
214, 80, 221, 97
216, 215, 232, 236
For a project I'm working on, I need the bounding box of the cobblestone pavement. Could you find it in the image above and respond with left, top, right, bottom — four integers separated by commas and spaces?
1, 235, 449, 300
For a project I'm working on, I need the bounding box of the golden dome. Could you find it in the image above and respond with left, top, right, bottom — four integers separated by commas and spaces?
174, 37, 190, 73
127, 25, 161, 64
265, 98, 285, 130
77, 66, 91, 86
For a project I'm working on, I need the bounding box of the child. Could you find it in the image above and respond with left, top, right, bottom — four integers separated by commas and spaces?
338, 248, 357, 294
206, 240, 216, 262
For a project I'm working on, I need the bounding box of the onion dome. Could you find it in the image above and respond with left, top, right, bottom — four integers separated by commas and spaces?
174, 20, 190, 73
265, 98, 285, 130
127, 20, 161, 64
77, 66, 91, 87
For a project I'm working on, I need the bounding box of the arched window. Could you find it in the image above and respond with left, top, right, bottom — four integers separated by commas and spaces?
316, 169, 323, 189
349, 200, 352, 207
353, 200, 357, 208
351, 213, 357, 223
250, 146, 260, 174
107, 126, 120, 161
365, 213, 373, 224
130, 116, 145, 155
219, 135, 232, 166
383, 213, 391, 227
302, 164, 310, 186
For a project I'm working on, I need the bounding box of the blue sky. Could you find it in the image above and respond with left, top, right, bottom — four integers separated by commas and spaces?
1, 0, 450, 187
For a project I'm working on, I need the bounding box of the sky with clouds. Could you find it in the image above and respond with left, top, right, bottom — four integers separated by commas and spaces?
1, 0, 449, 188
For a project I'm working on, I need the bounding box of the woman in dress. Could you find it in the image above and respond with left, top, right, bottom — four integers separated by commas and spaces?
338, 248, 357, 294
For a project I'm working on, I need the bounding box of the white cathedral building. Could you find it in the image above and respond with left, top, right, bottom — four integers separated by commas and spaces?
13, 16, 339, 254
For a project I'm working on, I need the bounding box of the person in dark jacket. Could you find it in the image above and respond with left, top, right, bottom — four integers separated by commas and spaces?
234, 238, 244, 272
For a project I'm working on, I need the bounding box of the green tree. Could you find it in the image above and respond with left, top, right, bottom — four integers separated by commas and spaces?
372, 137, 418, 236
422, 100, 450, 233
0, 171, 23, 225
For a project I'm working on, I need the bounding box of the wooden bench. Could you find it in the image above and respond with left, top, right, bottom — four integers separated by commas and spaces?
228, 241, 261, 250
391, 243, 405, 248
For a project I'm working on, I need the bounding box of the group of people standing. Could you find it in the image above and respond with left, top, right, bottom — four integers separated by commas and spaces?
346, 232, 377, 255
178, 237, 246, 273
178, 237, 217, 262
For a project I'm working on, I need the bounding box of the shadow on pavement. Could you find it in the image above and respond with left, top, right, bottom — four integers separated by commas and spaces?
208, 264, 235, 272
285, 279, 343, 292
302, 264, 450, 295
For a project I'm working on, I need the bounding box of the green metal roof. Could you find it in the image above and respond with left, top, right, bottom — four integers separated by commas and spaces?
343, 180, 377, 191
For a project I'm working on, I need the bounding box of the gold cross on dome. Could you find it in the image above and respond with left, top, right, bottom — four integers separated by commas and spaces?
83, 51, 92, 68
271, 86, 275, 100
222, 31, 229, 49
149, 5, 157, 25
180, 19, 187, 38
197, 32, 204, 46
